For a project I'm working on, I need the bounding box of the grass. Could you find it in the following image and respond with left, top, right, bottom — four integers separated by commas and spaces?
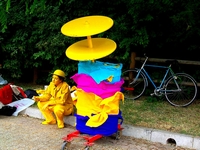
120, 96, 200, 137
4, 82, 200, 137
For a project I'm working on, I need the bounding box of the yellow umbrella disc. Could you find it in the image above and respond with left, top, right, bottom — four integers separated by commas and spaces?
61, 15, 114, 37
66, 38, 117, 61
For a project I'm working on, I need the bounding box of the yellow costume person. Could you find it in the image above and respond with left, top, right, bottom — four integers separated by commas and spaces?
33, 69, 74, 129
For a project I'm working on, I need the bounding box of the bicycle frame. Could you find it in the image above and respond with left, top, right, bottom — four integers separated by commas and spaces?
123, 55, 198, 106
132, 57, 178, 91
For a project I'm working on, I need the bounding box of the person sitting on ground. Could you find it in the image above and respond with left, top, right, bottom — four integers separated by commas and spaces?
33, 69, 74, 129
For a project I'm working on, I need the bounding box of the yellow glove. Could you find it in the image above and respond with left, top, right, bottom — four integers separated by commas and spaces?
32, 96, 40, 102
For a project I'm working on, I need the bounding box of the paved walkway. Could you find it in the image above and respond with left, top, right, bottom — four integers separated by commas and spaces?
0, 115, 195, 150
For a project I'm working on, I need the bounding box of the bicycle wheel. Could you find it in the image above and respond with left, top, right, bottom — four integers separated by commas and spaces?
122, 69, 147, 100
165, 73, 198, 107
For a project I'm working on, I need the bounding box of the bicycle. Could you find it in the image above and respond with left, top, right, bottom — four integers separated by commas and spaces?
122, 54, 198, 107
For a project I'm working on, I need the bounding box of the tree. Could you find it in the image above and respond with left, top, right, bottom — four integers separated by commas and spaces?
1, 0, 200, 83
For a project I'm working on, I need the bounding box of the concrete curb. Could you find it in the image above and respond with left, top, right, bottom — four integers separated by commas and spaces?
20, 107, 200, 150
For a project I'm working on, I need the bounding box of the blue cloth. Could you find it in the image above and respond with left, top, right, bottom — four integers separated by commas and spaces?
78, 61, 123, 84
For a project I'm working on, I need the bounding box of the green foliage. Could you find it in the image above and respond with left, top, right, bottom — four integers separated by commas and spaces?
0, 2, 8, 32
1, 0, 200, 83
6, 0, 11, 12
1, 2, 77, 81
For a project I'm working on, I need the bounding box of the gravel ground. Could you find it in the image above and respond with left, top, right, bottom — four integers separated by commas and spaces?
0, 115, 195, 150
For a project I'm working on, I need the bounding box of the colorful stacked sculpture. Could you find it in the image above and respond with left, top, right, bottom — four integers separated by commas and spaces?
61, 15, 124, 136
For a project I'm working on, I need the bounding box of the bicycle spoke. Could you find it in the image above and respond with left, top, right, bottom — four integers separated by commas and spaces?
122, 69, 146, 100
165, 73, 198, 107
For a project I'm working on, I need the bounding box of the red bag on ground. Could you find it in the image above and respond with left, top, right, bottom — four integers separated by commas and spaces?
0, 84, 13, 104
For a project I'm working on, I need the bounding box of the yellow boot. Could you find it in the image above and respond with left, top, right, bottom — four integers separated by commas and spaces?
42, 120, 56, 125
54, 106, 65, 128
38, 102, 56, 125
57, 120, 64, 129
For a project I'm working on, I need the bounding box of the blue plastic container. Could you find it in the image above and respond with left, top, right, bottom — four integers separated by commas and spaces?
75, 112, 123, 136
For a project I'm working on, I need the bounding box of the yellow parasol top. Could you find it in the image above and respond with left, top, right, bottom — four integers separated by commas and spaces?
61, 15, 114, 37
66, 38, 117, 61
61, 15, 116, 60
